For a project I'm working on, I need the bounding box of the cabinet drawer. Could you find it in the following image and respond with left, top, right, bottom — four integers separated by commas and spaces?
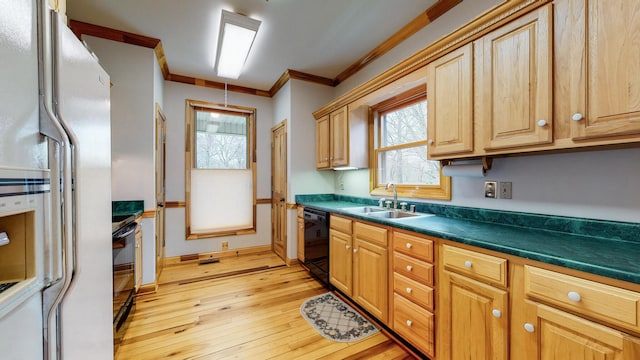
354, 222, 387, 247
442, 244, 507, 286
394, 293, 435, 358
393, 252, 434, 286
525, 266, 640, 333
392, 232, 433, 263
394, 272, 434, 311
330, 215, 352, 234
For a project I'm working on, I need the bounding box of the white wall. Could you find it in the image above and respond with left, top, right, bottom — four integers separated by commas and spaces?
83, 36, 161, 284
162, 81, 274, 257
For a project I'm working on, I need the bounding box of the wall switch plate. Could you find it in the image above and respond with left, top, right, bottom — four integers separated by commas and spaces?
484, 181, 497, 199
499, 181, 512, 199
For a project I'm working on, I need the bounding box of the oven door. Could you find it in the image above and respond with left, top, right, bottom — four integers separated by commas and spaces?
112, 222, 136, 330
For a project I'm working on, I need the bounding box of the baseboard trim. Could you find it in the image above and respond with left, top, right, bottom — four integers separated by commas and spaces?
286, 257, 299, 266
165, 245, 273, 266
137, 282, 158, 295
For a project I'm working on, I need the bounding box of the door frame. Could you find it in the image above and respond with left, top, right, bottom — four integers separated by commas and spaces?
155, 104, 167, 277
271, 120, 288, 261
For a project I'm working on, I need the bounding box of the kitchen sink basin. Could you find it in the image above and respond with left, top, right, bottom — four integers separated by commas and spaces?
342, 206, 388, 214
368, 210, 426, 219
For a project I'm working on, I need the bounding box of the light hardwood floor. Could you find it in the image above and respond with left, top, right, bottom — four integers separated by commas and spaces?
116, 251, 416, 359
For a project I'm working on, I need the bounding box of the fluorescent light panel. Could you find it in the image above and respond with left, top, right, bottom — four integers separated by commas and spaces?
215, 10, 261, 79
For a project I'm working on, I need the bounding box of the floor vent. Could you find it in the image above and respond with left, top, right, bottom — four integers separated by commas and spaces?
198, 258, 220, 265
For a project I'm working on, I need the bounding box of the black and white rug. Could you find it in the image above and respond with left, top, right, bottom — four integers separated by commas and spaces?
300, 292, 379, 342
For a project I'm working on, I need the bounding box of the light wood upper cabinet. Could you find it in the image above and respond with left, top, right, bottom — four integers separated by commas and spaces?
329, 106, 349, 167
478, 4, 553, 151
315, 115, 330, 169
555, 0, 640, 141
315, 105, 367, 170
426, 43, 474, 157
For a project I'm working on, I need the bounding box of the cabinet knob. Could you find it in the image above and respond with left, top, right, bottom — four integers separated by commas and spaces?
406, 287, 412, 294
464, 260, 472, 268
353, 248, 358, 254
428, 139, 434, 145
537, 119, 548, 127
406, 243, 412, 249
571, 113, 584, 121
406, 320, 413, 327
524, 323, 535, 333
406, 265, 413, 272
567, 291, 581, 302
492, 309, 502, 318
345, 245, 351, 250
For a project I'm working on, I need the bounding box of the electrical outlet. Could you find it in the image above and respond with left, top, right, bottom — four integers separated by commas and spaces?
222, 241, 229, 250
484, 181, 497, 199
499, 181, 512, 199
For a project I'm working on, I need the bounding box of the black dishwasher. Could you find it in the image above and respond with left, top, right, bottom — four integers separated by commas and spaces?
302, 208, 330, 287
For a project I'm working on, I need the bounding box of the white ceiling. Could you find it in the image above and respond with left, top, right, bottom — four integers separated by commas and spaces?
66, 0, 438, 91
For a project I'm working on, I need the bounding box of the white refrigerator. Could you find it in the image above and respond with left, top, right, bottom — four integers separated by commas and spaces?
0, 1, 113, 359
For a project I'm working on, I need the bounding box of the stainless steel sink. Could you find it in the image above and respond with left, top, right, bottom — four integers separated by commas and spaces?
342, 206, 388, 214
368, 210, 425, 219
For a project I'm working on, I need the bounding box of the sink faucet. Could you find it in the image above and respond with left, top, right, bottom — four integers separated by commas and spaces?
385, 182, 397, 209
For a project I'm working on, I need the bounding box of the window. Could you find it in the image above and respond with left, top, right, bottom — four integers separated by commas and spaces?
370, 86, 450, 200
185, 99, 257, 239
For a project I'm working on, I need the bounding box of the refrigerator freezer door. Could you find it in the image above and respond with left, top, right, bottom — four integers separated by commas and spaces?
0, 0, 47, 169
53, 13, 114, 360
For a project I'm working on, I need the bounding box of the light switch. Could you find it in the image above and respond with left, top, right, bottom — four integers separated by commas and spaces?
499, 182, 512, 199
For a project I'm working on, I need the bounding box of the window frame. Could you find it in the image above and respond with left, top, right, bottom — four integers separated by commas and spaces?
369, 85, 451, 200
185, 99, 257, 239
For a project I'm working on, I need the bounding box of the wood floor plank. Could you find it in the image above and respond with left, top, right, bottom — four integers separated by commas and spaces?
115, 252, 416, 360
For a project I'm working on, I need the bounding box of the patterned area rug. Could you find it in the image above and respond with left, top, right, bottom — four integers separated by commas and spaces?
300, 292, 379, 342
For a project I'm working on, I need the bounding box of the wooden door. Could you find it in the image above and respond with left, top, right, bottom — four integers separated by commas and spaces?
315, 115, 330, 169
438, 270, 509, 360
479, 5, 553, 150
329, 229, 352, 296
569, 0, 640, 140
353, 237, 388, 322
271, 121, 287, 261
533, 304, 640, 359
330, 106, 349, 167
427, 42, 474, 157
155, 105, 166, 276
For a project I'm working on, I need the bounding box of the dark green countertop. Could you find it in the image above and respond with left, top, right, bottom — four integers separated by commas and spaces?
296, 195, 640, 286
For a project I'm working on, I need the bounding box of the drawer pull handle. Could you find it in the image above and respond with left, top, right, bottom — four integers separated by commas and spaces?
524, 323, 535, 333
406, 320, 413, 327
567, 291, 581, 302
406, 287, 412, 294
406, 243, 412, 249
492, 309, 501, 318
406, 265, 413, 272
464, 260, 472, 268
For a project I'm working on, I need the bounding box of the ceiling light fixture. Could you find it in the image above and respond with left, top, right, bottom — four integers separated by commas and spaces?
214, 10, 261, 80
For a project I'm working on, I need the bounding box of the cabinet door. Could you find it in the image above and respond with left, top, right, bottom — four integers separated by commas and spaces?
330, 107, 349, 167
297, 216, 304, 262
353, 237, 388, 322
438, 270, 509, 360
532, 304, 640, 359
479, 5, 553, 150
427, 43, 474, 157
329, 229, 352, 296
315, 115, 330, 169
571, 0, 640, 140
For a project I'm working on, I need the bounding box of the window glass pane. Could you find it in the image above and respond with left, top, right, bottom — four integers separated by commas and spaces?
378, 145, 440, 185
195, 110, 247, 169
380, 101, 427, 147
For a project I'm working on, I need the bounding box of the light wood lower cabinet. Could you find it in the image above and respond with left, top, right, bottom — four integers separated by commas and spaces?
392, 231, 436, 357
296, 207, 304, 262
329, 215, 388, 323
438, 269, 509, 360
134, 218, 142, 291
